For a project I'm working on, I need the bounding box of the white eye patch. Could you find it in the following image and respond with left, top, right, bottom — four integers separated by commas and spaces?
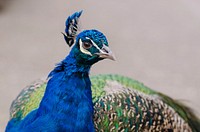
79, 39, 92, 56
79, 37, 105, 56
85, 37, 106, 54
86, 37, 101, 51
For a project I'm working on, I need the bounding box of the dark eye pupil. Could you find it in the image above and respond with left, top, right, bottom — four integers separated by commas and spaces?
83, 42, 92, 49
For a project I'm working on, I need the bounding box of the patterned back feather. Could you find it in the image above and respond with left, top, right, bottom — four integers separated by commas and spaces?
9, 74, 200, 132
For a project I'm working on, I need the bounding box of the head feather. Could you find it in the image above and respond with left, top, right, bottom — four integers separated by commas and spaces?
62, 11, 83, 47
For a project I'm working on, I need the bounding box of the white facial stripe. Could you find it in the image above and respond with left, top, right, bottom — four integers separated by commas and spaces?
79, 39, 92, 56
85, 37, 105, 54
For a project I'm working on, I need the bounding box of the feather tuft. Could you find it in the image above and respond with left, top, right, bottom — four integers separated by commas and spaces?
63, 10, 83, 47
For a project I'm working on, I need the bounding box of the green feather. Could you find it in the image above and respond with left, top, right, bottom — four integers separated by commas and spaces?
158, 92, 200, 132
9, 74, 200, 131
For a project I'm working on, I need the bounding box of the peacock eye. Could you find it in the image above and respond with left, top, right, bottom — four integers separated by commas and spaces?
82, 42, 92, 49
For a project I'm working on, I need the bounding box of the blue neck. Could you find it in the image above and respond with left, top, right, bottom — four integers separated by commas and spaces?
48, 52, 91, 77
36, 53, 94, 131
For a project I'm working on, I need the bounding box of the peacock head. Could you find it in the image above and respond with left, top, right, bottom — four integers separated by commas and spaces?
62, 11, 115, 65
72, 29, 115, 65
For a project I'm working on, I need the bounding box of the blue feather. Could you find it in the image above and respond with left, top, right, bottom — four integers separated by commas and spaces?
6, 52, 95, 132
6, 11, 113, 131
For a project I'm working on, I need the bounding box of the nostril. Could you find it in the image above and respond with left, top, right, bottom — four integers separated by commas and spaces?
102, 47, 109, 53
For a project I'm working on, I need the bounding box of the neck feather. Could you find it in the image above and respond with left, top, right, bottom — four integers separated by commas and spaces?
48, 53, 91, 78
36, 53, 94, 131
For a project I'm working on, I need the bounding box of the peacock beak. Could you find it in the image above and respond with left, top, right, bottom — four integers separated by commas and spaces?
95, 44, 116, 61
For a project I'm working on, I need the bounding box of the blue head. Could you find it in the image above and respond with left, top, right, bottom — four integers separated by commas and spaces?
69, 29, 115, 65
62, 11, 115, 66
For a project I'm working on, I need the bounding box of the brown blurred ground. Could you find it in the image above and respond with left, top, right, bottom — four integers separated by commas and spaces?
1, 0, 200, 131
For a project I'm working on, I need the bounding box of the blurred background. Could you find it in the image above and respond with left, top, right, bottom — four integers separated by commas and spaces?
1, 0, 200, 130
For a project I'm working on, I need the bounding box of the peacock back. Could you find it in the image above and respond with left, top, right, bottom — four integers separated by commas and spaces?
10, 74, 200, 132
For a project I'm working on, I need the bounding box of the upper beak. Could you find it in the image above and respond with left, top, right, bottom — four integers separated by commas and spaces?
95, 44, 116, 61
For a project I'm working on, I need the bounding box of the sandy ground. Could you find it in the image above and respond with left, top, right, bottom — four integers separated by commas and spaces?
1, 0, 200, 131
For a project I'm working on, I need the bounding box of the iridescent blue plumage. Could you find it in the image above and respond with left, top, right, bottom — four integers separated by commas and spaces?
6, 11, 114, 132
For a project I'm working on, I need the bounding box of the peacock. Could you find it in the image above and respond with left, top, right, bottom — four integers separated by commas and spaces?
6, 11, 200, 132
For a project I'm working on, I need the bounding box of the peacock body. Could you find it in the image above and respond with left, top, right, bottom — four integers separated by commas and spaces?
6, 11, 200, 132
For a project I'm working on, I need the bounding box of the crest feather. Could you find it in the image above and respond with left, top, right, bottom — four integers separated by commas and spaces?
62, 11, 83, 47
